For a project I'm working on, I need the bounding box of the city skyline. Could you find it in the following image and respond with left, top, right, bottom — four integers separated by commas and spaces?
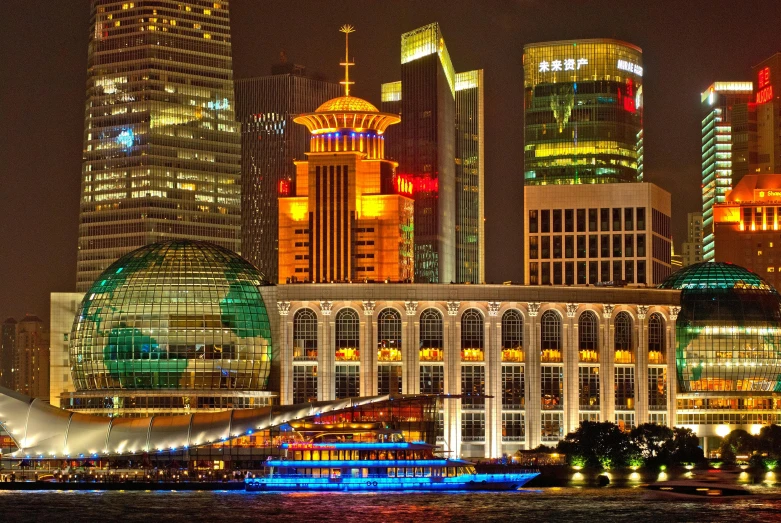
3, 0, 781, 321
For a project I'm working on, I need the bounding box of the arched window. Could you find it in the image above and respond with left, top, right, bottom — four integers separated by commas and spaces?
648, 313, 665, 364
378, 308, 402, 362
541, 310, 562, 362
419, 308, 443, 362
335, 308, 360, 361
614, 311, 634, 363
461, 308, 484, 362
578, 310, 599, 362
293, 308, 318, 361
501, 310, 524, 362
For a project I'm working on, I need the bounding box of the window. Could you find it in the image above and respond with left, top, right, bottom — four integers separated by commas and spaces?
419, 308, 443, 361
553, 209, 562, 232
600, 208, 610, 231
648, 313, 665, 363
462, 412, 485, 442
601, 235, 610, 257
378, 308, 402, 361
613, 234, 622, 257
614, 312, 634, 363
648, 367, 667, 410
577, 209, 586, 232
565, 236, 574, 258
577, 235, 586, 258
335, 309, 360, 361
578, 311, 598, 362
553, 236, 562, 258
541, 210, 550, 233
293, 308, 317, 361
615, 367, 635, 410
588, 208, 598, 231
461, 308, 484, 362
502, 412, 525, 441
529, 210, 538, 233
541, 236, 550, 258
565, 209, 574, 232
541, 412, 563, 442
624, 208, 634, 231
624, 234, 634, 257
502, 365, 525, 408
540, 310, 561, 362
501, 310, 523, 362
377, 365, 402, 395
529, 236, 538, 259
293, 365, 317, 404
462, 365, 485, 408
589, 235, 598, 258
579, 367, 600, 409
636, 208, 646, 230
420, 365, 444, 394
335, 364, 359, 399
613, 208, 622, 231
541, 366, 563, 410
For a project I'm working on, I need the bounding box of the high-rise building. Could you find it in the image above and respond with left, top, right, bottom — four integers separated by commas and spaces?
235, 64, 341, 283
279, 27, 413, 284
713, 173, 781, 290
49, 293, 84, 407
381, 23, 485, 283
77, 0, 241, 291
0, 318, 17, 389
681, 212, 704, 266
454, 71, 485, 284
523, 183, 672, 286
753, 53, 781, 174
15, 315, 49, 401
700, 82, 754, 262
523, 39, 644, 185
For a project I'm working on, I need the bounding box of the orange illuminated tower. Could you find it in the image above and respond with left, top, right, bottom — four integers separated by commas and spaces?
278, 26, 413, 283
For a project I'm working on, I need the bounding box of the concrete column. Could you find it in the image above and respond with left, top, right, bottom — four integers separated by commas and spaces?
486, 302, 502, 458
666, 307, 680, 428
601, 304, 615, 424
404, 301, 418, 395
565, 304, 579, 435
636, 306, 649, 425
360, 301, 376, 397
319, 301, 333, 401
525, 303, 541, 449
443, 301, 461, 457
277, 301, 292, 405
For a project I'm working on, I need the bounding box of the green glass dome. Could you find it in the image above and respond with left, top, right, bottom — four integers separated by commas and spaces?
658, 262, 781, 393
70, 240, 272, 391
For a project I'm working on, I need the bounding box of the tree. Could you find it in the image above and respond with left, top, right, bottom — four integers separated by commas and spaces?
720, 429, 758, 462
666, 427, 703, 464
757, 425, 781, 457
557, 421, 638, 469
631, 423, 674, 466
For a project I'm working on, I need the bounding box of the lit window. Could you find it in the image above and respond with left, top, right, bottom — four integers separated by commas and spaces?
203, 33, 211, 39
194, 23, 201, 29
204, 8, 212, 15
758, 250, 763, 256
214, 2, 222, 8
768, 267, 775, 273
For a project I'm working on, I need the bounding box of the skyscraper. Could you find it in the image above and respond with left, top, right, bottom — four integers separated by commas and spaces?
681, 211, 704, 266
77, 0, 241, 291
0, 318, 16, 389
700, 82, 753, 262
382, 23, 484, 283
753, 53, 781, 174
235, 64, 341, 282
15, 315, 49, 401
523, 39, 644, 185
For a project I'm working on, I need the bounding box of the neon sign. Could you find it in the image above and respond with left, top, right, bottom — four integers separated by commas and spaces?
285, 443, 337, 451
207, 98, 230, 110
395, 174, 414, 196
538, 58, 588, 73
617, 59, 643, 77
757, 67, 773, 104
278, 179, 291, 196
116, 129, 134, 148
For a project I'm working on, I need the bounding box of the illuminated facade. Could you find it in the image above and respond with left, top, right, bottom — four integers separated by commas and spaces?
700, 82, 753, 262
659, 263, 781, 455
77, 0, 241, 291
278, 27, 413, 284
0, 319, 16, 389
753, 53, 781, 174
681, 212, 704, 267
713, 174, 781, 291
524, 183, 672, 286
523, 39, 644, 185
381, 23, 457, 283
0, 317, 49, 401
64, 239, 275, 415
235, 67, 341, 284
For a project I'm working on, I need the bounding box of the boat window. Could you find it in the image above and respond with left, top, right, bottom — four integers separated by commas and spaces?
415, 467, 423, 477
433, 468, 442, 477
424, 468, 432, 477
312, 450, 320, 460
293, 451, 302, 460
387, 468, 395, 477
379, 451, 387, 460
303, 451, 311, 460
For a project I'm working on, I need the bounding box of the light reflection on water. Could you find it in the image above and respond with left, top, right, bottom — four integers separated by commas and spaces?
0, 488, 780, 522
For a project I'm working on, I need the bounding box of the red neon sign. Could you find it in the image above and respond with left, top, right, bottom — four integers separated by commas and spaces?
757, 67, 773, 104
394, 174, 414, 196
278, 179, 291, 196
395, 174, 440, 195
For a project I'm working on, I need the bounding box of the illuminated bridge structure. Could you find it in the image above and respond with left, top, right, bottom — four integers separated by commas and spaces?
0, 387, 426, 460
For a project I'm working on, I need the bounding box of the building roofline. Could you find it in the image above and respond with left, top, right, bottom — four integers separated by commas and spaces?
523, 38, 642, 53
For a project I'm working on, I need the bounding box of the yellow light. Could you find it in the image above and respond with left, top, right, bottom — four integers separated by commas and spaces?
715, 424, 731, 438
289, 202, 307, 221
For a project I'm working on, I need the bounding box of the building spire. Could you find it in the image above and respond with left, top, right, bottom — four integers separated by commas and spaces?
339, 24, 355, 97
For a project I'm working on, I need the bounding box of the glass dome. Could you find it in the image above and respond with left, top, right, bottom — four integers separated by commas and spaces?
658, 262, 781, 393
70, 240, 272, 391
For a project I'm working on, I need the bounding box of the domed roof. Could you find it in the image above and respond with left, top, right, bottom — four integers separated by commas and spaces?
658, 262, 775, 293
316, 95, 379, 113
71, 240, 272, 391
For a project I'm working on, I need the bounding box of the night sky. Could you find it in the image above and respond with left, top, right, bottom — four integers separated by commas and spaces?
1, 0, 780, 322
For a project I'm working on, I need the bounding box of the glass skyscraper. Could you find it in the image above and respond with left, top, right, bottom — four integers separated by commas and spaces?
700, 82, 753, 262
77, 0, 241, 291
235, 67, 340, 283
523, 39, 644, 185
382, 23, 484, 283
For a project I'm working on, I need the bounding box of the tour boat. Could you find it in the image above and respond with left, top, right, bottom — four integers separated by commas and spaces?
643, 481, 753, 500
245, 432, 538, 492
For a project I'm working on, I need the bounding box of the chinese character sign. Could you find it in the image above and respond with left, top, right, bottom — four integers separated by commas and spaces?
538, 58, 588, 73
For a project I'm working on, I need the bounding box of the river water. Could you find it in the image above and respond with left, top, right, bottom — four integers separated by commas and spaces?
1, 487, 780, 522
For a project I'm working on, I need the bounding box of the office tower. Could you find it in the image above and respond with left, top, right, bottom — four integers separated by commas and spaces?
14, 315, 49, 401
700, 82, 753, 262
523, 39, 644, 185
681, 212, 704, 266
279, 27, 412, 284
382, 23, 485, 283
77, 0, 241, 291
753, 53, 781, 174
0, 318, 16, 389
235, 64, 341, 282
713, 174, 781, 290
524, 183, 672, 285
49, 293, 84, 407
454, 71, 485, 284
